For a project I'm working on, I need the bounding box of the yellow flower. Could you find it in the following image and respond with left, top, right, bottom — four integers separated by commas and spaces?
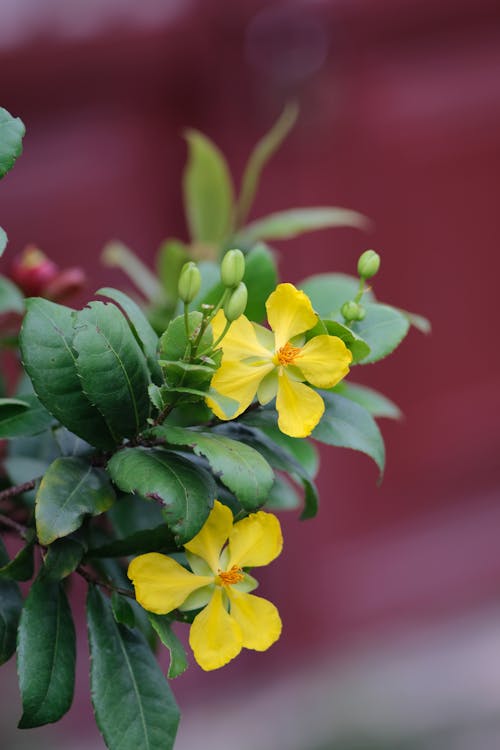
207, 282, 352, 437
128, 500, 283, 671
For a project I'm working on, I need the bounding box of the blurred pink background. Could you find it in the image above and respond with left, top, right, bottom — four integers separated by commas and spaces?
1, 1, 500, 748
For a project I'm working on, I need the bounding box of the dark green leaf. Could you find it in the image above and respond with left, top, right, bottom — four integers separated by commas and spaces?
148, 613, 188, 678
0, 107, 25, 179
97, 287, 162, 385
17, 577, 75, 728
107, 448, 216, 543
52, 426, 93, 457
36, 457, 116, 545
87, 525, 177, 558
0, 393, 53, 438
43, 538, 85, 580
0, 536, 23, 664
313, 392, 385, 475
320, 319, 371, 363
183, 129, 234, 244
266, 475, 301, 511
335, 382, 402, 419
300, 273, 375, 318
20, 298, 115, 449
111, 592, 136, 628
73, 301, 151, 439
0, 275, 24, 314
0, 532, 35, 581
87, 586, 180, 750
236, 102, 298, 227
241, 413, 319, 478
151, 425, 274, 510
108, 493, 165, 537
240, 207, 369, 243
352, 303, 410, 364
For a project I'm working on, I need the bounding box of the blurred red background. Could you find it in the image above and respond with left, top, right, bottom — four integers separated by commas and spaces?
1, 1, 499, 748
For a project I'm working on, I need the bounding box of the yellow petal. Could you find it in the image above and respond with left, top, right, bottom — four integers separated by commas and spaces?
212, 310, 272, 361
184, 500, 233, 573
128, 553, 212, 614
265, 283, 318, 350
296, 335, 352, 388
227, 511, 283, 568
227, 589, 282, 651
207, 359, 274, 420
276, 373, 324, 437
189, 588, 242, 670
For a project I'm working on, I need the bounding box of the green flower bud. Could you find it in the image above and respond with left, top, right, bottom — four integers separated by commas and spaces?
224, 282, 248, 322
356, 304, 366, 321
178, 261, 201, 303
221, 249, 245, 288
357, 249, 381, 279
341, 300, 363, 322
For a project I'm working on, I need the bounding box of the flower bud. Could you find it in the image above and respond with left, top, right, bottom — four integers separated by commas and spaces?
178, 262, 201, 303
9, 245, 58, 296
223, 282, 248, 322
220, 249, 245, 288
357, 249, 380, 279
341, 300, 363, 322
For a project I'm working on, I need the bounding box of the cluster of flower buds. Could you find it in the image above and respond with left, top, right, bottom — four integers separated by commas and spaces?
9, 245, 86, 301
220, 249, 247, 322
341, 249, 381, 324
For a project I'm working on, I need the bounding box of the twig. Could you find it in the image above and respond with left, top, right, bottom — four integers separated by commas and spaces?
76, 565, 135, 599
0, 479, 37, 503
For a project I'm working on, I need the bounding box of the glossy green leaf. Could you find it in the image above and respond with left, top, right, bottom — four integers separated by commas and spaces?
313, 392, 385, 476
73, 301, 151, 440
215, 423, 319, 519
0, 227, 6, 256
111, 592, 136, 628
150, 425, 274, 510
20, 298, 115, 449
0, 394, 53, 438
17, 577, 76, 728
43, 538, 85, 580
265, 475, 301, 511
183, 130, 234, 244
0, 107, 25, 179
87, 586, 180, 750
35, 457, 116, 546
108, 493, 165, 537
97, 287, 162, 385
0, 537, 23, 664
240, 413, 319, 478
236, 101, 298, 227
320, 319, 371, 363
148, 613, 188, 678
240, 207, 369, 243
335, 382, 402, 419
107, 448, 216, 543
0, 275, 24, 314
159, 310, 212, 362
300, 273, 375, 318
0, 532, 35, 581
352, 303, 410, 364
87, 525, 177, 559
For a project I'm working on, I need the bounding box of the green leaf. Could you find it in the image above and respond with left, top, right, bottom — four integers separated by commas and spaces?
148, 613, 188, 678
108, 493, 166, 536
87, 525, 177, 559
319, 319, 371, 364
265, 475, 301, 511
335, 382, 402, 419
352, 303, 410, 364
43, 538, 85, 580
87, 586, 180, 750
150, 425, 274, 510
183, 130, 234, 244
0, 107, 25, 179
111, 592, 136, 628
101, 241, 164, 303
240, 207, 369, 243
240, 413, 319, 478
236, 101, 298, 227
97, 287, 162, 385
0, 537, 23, 664
17, 577, 76, 728
20, 298, 115, 449
157, 239, 189, 303
403, 309, 432, 334
300, 273, 375, 318
73, 301, 151, 439
159, 310, 212, 362
0, 532, 35, 581
0, 393, 53, 438
36, 457, 116, 546
0, 227, 6, 256
313, 392, 385, 476
107, 448, 216, 543
0, 275, 24, 314
214, 423, 319, 519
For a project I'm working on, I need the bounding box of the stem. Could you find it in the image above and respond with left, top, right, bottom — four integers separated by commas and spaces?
354, 277, 365, 303
152, 402, 174, 427
0, 512, 27, 536
76, 565, 136, 599
198, 319, 231, 358
191, 289, 230, 358
0, 479, 37, 503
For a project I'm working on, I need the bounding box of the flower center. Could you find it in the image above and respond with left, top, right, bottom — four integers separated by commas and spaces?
276, 341, 301, 366
217, 565, 244, 586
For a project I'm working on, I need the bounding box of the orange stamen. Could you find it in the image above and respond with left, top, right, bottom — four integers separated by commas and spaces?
276, 341, 301, 366
218, 565, 244, 586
